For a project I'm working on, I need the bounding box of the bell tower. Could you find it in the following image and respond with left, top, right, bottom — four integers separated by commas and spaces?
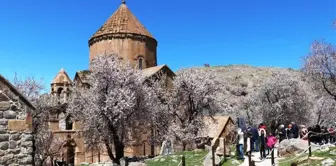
51, 68, 72, 102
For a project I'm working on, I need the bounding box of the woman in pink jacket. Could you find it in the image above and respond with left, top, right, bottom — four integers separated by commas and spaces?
267, 132, 277, 153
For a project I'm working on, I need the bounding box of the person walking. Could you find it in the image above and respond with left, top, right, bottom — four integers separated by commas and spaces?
237, 128, 245, 160
259, 129, 267, 160
267, 132, 278, 155
251, 127, 259, 152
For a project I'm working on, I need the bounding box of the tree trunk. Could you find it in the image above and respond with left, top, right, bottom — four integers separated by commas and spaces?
50, 157, 54, 166
182, 142, 187, 151
91, 148, 94, 163
98, 150, 101, 162
114, 138, 125, 165
104, 140, 116, 163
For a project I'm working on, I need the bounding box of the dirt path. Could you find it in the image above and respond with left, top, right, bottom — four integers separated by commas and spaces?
240, 148, 281, 166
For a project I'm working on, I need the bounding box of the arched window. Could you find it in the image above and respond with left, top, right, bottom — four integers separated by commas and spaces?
138, 58, 143, 70
57, 88, 63, 97
65, 116, 73, 130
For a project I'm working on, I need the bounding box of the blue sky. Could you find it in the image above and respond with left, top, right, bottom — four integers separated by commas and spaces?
0, 0, 335, 90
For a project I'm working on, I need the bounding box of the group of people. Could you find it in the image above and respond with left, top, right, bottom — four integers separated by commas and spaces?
276, 122, 301, 142
308, 125, 335, 145
277, 122, 336, 145
236, 123, 278, 160
235, 121, 336, 161
249, 123, 278, 160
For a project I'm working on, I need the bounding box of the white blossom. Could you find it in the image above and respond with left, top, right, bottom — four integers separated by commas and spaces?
242, 71, 314, 131
68, 54, 156, 164
166, 68, 227, 150
303, 40, 336, 101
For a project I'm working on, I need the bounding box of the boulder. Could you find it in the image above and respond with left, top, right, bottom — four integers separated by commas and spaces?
278, 139, 308, 157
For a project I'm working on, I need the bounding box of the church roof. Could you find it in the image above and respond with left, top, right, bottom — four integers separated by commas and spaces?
141, 65, 175, 78
199, 116, 234, 138
74, 70, 91, 84
90, 1, 154, 40
0, 74, 35, 110
51, 68, 72, 85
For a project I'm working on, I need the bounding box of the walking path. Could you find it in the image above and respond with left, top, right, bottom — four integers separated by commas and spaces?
239, 148, 281, 166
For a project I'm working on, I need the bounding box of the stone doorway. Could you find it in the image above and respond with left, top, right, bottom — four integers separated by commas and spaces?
66, 145, 75, 166
63, 135, 76, 166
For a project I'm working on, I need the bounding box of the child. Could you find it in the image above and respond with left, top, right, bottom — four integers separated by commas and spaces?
267, 132, 277, 154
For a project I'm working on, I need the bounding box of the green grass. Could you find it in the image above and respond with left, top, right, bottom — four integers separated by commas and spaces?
221, 157, 243, 166
278, 147, 336, 166
146, 150, 208, 166
146, 149, 242, 166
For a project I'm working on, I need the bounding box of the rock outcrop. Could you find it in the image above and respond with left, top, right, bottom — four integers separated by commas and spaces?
278, 139, 308, 157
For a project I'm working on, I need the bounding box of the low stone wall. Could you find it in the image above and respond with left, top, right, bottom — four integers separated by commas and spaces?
0, 86, 34, 165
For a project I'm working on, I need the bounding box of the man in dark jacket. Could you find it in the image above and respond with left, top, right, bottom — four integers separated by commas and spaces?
251, 127, 259, 152
291, 122, 299, 138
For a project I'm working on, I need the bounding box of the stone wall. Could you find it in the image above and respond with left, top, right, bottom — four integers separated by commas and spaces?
89, 37, 157, 69
0, 75, 34, 165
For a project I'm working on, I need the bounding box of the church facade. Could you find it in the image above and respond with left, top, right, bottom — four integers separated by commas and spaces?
49, 1, 174, 165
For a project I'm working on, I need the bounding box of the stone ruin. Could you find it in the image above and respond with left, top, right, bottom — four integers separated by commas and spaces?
0, 75, 34, 165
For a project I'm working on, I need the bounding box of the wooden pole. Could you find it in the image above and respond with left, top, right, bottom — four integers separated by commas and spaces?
143, 142, 146, 156
182, 155, 186, 166
98, 150, 101, 162
308, 135, 312, 157
223, 138, 226, 162
248, 151, 252, 166
212, 146, 216, 166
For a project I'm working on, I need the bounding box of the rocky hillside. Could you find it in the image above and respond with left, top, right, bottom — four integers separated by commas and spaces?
186, 65, 309, 119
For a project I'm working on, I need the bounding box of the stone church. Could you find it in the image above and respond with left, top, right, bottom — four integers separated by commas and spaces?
49, 1, 174, 165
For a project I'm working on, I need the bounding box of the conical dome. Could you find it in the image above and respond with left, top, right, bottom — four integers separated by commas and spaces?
51, 68, 72, 85
88, 1, 158, 69
89, 2, 154, 43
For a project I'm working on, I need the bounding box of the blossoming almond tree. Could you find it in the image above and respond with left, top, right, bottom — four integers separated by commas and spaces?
302, 21, 336, 101
68, 54, 156, 164
143, 73, 171, 148
34, 94, 65, 166
167, 68, 226, 151
244, 71, 313, 132
314, 95, 336, 126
